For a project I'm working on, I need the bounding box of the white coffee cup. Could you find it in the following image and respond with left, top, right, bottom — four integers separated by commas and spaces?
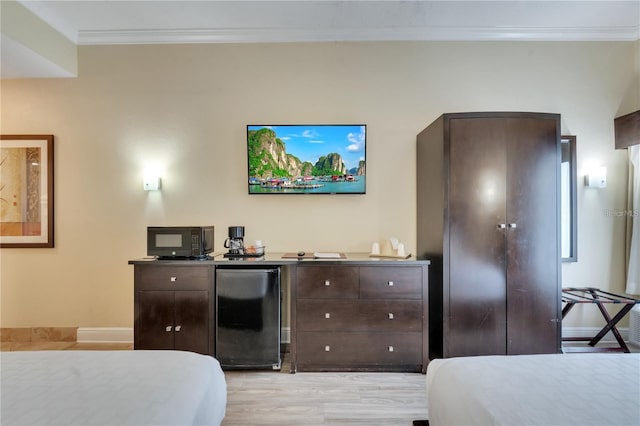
254, 240, 263, 248
396, 243, 406, 257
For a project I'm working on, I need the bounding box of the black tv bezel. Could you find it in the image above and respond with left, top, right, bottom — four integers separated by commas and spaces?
246, 124, 367, 195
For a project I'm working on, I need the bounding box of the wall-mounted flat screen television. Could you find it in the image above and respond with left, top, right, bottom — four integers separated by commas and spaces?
247, 124, 366, 194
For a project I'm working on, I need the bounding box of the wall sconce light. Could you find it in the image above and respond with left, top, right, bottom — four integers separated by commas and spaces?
143, 175, 161, 191
585, 166, 607, 188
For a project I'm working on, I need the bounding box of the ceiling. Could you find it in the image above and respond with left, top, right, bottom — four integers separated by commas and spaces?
2, 1, 639, 78
16, 0, 640, 44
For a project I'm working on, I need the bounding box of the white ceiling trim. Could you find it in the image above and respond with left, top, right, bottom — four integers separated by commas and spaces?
78, 25, 640, 45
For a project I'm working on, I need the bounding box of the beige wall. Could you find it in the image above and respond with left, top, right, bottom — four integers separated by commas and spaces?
0, 41, 635, 328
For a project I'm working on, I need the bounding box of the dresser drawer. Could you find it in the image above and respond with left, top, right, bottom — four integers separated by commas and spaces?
296, 331, 422, 369
297, 300, 422, 332
359, 266, 422, 299
297, 266, 359, 299
135, 265, 211, 291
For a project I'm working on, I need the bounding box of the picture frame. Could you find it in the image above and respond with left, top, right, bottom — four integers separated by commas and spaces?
0, 135, 54, 248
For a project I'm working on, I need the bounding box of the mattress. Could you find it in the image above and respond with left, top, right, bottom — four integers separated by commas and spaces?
1, 350, 227, 426
426, 353, 640, 426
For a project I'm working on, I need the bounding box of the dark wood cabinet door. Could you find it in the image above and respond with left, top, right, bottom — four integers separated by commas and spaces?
174, 290, 210, 355
135, 291, 174, 350
505, 117, 560, 354
448, 117, 508, 356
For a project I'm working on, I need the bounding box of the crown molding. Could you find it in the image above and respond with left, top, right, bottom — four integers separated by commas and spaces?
77, 25, 640, 46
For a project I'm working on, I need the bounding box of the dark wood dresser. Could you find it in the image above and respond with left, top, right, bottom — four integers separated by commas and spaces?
291, 259, 429, 373
130, 254, 429, 373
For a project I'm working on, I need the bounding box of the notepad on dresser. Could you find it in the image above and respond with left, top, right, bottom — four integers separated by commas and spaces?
313, 252, 345, 259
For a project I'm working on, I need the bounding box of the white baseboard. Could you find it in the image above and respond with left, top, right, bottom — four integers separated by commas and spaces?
77, 326, 626, 345
77, 327, 133, 343
562, 326, 629, 343
78, 326, 292, 344
281, 327, 290, 344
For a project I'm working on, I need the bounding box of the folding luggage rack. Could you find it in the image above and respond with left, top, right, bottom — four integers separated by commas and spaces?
562, 287, 640, 353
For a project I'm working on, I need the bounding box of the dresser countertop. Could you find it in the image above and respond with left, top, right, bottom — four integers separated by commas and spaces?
128, 252, 430, 266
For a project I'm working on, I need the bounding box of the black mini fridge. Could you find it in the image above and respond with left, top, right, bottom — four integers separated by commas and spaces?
215, 267, 281, 369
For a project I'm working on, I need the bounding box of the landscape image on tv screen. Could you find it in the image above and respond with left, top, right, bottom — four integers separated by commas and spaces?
247, 124, 366, 194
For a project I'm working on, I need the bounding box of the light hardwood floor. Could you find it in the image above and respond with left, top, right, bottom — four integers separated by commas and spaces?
224, 369, 428, 425
1, 343, 429, 425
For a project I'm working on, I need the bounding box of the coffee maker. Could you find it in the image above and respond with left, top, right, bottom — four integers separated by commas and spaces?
223, 226, 245, 256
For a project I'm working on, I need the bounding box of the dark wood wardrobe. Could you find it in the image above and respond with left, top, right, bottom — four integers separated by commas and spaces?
417, 112, 562, 359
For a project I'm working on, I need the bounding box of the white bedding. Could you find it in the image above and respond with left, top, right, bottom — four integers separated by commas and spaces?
1, 350, 226, 426
426, 353, 640, 426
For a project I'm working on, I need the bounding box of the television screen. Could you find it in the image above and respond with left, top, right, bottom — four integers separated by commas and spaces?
247, 124, 366, 194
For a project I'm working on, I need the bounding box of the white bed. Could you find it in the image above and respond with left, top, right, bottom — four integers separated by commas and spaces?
1, 350, 227, 425
426, 353, 640, 426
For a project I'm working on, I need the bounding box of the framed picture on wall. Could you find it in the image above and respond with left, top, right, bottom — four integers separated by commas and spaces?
0, 135, 54, 248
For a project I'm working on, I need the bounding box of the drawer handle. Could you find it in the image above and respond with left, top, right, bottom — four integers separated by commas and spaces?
325, 345, 331, 352
170, 276, 177, 282
388, 345, 394, 352
325, 313, 331, 319
165, 326, 172, 332
388, 313, 394, 320
324, 280, 331, 286
175, 325, 181, 332
388, 281, 394, 287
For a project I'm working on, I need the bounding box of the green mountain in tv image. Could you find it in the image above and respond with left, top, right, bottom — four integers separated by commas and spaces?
248, 128, 365, 178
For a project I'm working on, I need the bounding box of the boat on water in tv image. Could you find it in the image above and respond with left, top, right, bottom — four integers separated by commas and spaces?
247, 124, 366, 194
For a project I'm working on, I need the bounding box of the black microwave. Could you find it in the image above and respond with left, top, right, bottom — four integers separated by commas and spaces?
147, 226, 214, 259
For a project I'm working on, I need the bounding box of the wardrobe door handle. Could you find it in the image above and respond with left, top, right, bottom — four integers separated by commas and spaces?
165, 326, 172, 332
498, 224, 506, 229
509, 223, 517, 229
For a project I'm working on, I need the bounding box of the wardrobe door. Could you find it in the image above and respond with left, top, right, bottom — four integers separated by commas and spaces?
447, 117, 508, 356
505, 117, 560, 354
